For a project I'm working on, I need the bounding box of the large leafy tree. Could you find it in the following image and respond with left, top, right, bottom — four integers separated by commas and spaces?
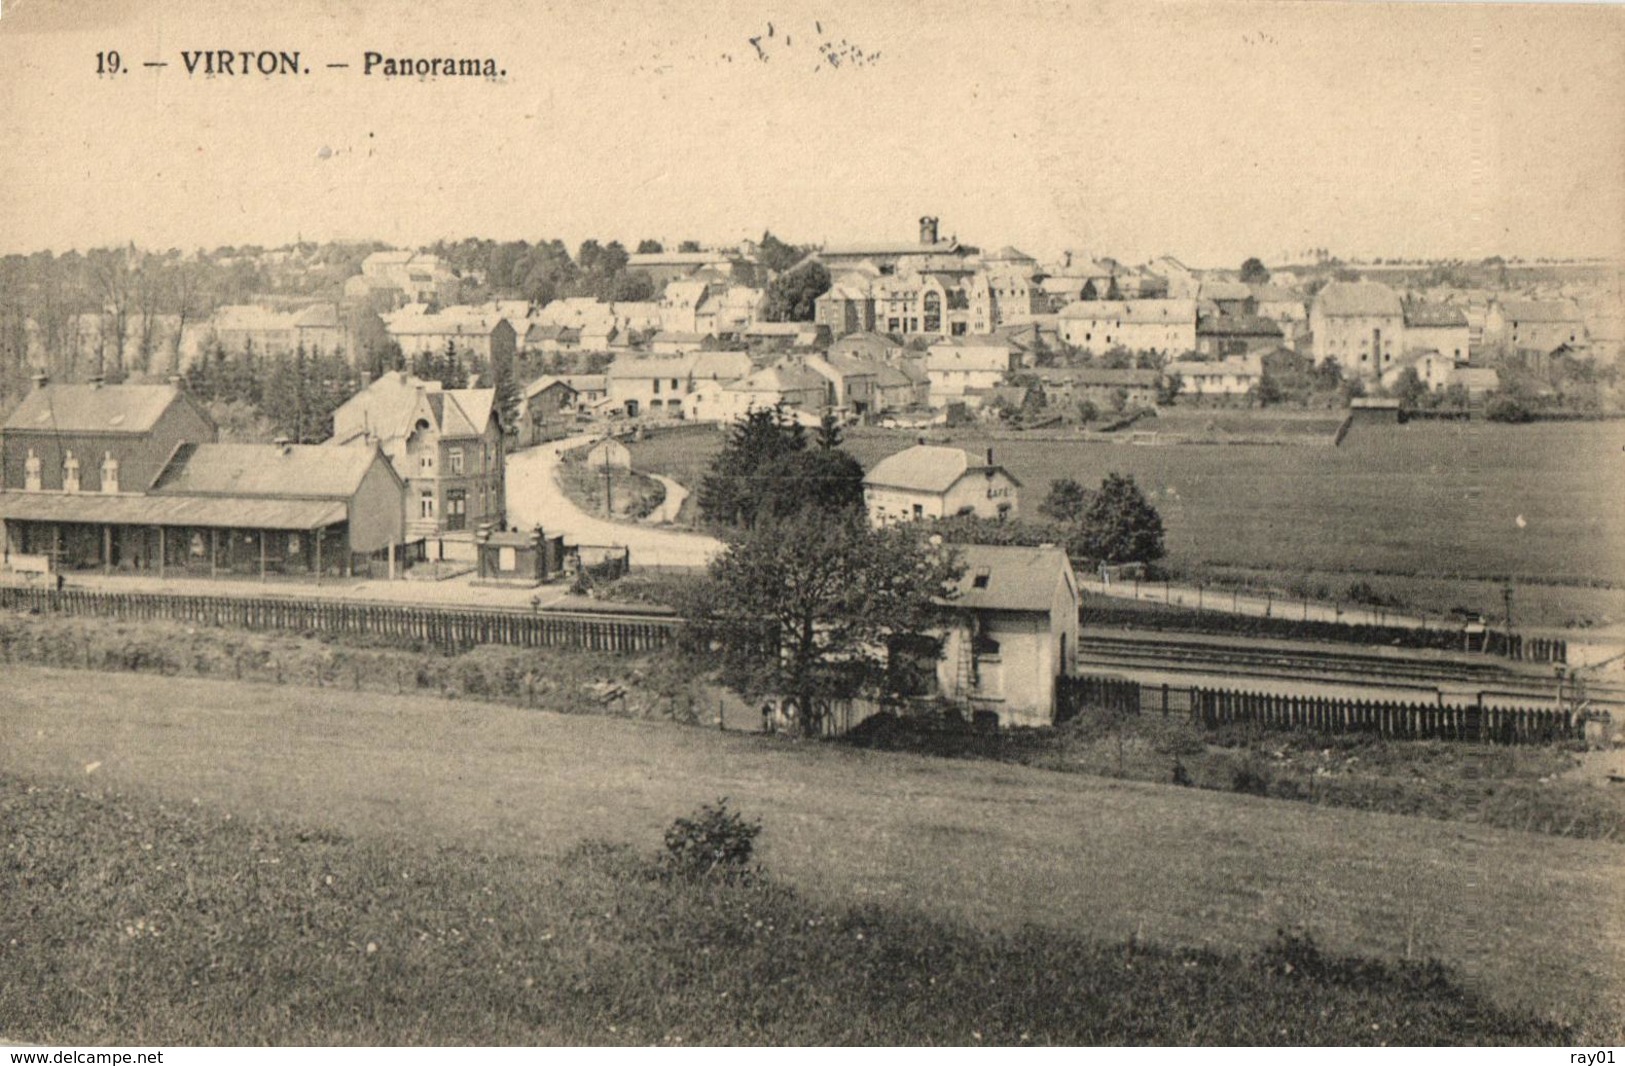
689, 511, 964, 735
1240, 257, 1271, 284
1038, 477, 1091, 524
763, 261, 831, 322
756, 231, 805, 274
1077, 473, 1165, 565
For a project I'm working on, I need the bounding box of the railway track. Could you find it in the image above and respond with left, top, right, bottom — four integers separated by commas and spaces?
1076, 630, 1564, 689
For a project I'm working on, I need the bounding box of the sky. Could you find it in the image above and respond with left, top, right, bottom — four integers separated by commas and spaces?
1, 0, 1622, 268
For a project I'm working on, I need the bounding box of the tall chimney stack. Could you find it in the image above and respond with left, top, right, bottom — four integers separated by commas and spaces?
919, 216, 939, 246
30, 370, 48, 391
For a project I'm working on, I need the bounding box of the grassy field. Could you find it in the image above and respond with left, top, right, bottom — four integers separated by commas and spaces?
630, 420, 1625, 627
2, 665, 1621, 1034
2, 774, 1569, 1045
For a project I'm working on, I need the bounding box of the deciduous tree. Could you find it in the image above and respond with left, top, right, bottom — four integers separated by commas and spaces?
688, 511, 963, 735
1077, 473, 1165, 565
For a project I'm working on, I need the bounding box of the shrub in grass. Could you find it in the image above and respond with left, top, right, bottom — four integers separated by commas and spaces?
660, 798, 762, 882
1231, 763, 1272, 797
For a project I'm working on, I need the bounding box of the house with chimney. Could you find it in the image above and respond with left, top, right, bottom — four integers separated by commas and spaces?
862, 444, 1020, 526
328, 370, 505, 539
1, 377, 406, 581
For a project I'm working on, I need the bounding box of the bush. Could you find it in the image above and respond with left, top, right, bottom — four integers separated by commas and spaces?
1232, 763, 1272, 797
1485, 396, 1534, 423
660, 798, 762, 882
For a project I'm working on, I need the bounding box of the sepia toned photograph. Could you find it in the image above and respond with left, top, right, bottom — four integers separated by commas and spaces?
1, 0, 1622, 1048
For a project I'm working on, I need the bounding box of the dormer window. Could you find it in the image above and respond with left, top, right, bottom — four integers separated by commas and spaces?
100, 452, 119, 493
24, 448, 41, 491
63, 451, 80, 493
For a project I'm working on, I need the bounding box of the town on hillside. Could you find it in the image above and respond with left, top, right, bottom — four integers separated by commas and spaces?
5, 0, 1625, 1048
1, 222, 1620, 732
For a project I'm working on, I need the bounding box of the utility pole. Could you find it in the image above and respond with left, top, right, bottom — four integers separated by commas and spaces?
1503, 582, 1515, 655
602, 457, 612, 517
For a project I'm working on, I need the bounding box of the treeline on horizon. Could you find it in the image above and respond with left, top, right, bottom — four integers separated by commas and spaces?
0, 232, 814, 388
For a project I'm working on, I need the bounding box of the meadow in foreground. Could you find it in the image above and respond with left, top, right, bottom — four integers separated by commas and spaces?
0, 775, 1575, 1046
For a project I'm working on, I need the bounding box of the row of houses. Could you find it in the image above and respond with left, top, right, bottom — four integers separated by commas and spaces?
0, 379, 1078, 726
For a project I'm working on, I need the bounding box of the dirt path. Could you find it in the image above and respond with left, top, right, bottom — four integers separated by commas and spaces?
506, 439, 723, 569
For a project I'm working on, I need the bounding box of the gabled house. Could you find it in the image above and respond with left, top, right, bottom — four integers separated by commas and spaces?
930, 543, 1079, 728
718, 362, 831, 422
1033, 367, 1162, 410
863, 444, 1020, 526
1056, 299, 1198, 355
1, 379, 216, 496
385, 309, 517, 369
1165, 354, 1264, 397
1310, 281, 1404, 378
1, 382, 406, 582
804, 352, 879, 412
1194, 314, 1284, 357
925, 338, 1016, 404
1486, 299, 1585, 354
328, 370, 505, 538
1402, 301, 1470, 362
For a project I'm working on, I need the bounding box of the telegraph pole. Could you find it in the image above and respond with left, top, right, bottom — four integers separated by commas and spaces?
1502, 582, 1515, 652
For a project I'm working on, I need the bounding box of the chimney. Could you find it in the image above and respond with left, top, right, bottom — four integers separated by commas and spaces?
916, 436, 926, 446
986, 448, 995, 466
919, 216, 939, 246
272, 436, 293, 455
88, 374, 105, 389
30, 370, 47, 390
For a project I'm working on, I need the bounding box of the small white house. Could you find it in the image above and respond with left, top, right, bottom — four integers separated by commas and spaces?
863, 444, 1021, 526
933, 543, 1079, 728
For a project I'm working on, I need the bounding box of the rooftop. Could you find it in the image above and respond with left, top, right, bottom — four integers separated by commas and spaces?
1314, 281, 1403, 318
4, 383, 201, 436
151, 442, 386, 499
944, 543, 1072, 613
863, 444, 1017, 494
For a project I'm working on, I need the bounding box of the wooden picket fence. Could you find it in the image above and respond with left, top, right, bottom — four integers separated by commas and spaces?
1062, 675, 1588, 745
0, 586, 678, 654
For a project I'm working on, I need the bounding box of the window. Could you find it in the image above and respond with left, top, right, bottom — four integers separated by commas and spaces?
446, 489, 467, 531
912, 504, 924, 518
62, 451, 80, 494
288, 533, 302, 555
419, 491, 435, 519
653, 378, 661, 394
419, 454, 434, 472
449, 448, 464, 475
100, 452, 119, 494
23, 448, 41, 491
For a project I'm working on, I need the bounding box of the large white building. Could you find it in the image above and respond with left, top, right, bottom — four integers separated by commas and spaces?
1056, 299, 1197, 355
1310, 281, 1405, 378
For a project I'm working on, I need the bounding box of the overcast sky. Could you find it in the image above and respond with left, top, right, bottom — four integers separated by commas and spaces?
1, 0, 1621, 267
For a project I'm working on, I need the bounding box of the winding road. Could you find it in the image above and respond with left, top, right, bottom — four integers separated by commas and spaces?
505, 435, 724, 570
